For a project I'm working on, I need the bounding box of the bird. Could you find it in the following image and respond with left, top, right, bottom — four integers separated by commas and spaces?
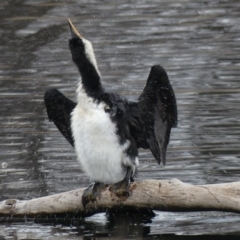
44, 19, 177, 206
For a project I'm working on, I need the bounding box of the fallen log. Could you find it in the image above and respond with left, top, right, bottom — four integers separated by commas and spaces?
1, 178, 240, 218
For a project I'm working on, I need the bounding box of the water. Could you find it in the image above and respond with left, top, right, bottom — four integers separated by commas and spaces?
0, 0, 240, 238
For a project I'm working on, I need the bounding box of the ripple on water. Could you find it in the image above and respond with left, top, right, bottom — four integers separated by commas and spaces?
0, 0, 240, 238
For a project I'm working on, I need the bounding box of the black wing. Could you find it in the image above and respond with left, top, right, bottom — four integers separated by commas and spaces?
128, 65, 177, 165
44, 88, 76, 146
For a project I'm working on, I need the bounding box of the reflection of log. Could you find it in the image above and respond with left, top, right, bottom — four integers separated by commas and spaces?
1, 179, 240, 217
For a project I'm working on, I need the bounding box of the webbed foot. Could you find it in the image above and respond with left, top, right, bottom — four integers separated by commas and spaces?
82, 182, 106, 208
109, 167, 132, 197
109, 178, 130, 197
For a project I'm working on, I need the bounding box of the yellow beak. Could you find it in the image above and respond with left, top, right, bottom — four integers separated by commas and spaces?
68, 18, 83, 39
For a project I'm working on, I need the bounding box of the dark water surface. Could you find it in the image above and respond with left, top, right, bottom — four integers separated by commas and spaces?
1, 0, 240, 239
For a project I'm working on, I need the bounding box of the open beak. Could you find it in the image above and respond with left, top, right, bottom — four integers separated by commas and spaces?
68, 18, 83, 39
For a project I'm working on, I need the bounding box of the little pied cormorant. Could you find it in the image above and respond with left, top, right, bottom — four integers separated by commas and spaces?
44, 19, 177, 205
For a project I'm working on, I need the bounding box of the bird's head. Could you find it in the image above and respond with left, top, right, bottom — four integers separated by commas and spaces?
68, 18, 100, 76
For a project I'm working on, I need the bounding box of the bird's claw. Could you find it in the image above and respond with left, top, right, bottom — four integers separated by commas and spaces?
109, 178, 130, 197
82, 182, 106, 208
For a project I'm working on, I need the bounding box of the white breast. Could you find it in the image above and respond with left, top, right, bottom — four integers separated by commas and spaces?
71, 85, 137, 184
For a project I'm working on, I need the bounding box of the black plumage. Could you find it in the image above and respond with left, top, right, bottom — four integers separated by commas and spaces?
44, 19, 177, 167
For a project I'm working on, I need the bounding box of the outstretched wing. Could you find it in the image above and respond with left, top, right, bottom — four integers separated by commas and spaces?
44, 88, 76, 146
133, 65, 177, 165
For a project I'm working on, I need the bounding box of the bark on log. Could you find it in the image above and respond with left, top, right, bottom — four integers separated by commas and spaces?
1, 179, 240, 218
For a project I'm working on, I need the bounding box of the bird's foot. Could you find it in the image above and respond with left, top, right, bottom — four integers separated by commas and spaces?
109, 178, 130, 197
109, 167, 133, 197
82, 182, 106, 208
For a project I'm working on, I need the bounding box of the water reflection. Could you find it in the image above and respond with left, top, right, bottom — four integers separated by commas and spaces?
0, 0, 240, 238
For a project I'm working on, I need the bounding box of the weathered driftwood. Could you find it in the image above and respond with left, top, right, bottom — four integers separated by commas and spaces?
1, 179, 240, 217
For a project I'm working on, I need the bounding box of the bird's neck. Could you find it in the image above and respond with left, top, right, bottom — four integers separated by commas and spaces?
76, 56, 104, 99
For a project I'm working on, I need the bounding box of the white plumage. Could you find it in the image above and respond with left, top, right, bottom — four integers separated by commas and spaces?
70, 31, 139, 184
44, 20, 178, 189
81, 38, 101, 77
71, 84, 138, 184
